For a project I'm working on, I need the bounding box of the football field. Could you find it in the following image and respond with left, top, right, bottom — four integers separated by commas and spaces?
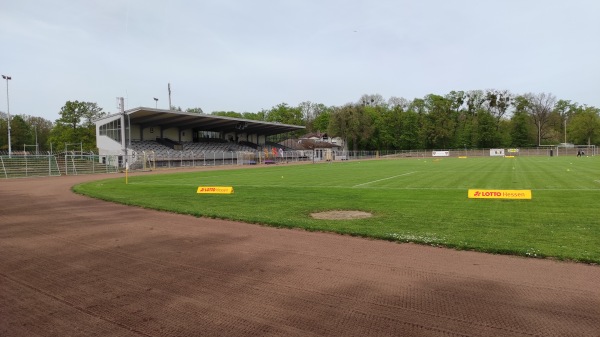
75, 156, 600, 263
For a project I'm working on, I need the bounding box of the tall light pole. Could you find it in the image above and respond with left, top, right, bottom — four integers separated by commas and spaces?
33, 123, 38, 155
564, 117, 567, 144
153, 97, 158, 109
2, 75, 11, 158
168, 83, 172, 110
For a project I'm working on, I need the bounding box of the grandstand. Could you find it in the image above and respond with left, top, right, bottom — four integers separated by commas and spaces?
95, 107, 306, 168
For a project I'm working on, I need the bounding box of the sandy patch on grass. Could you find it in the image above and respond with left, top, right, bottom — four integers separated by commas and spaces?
310, 210, 373, 220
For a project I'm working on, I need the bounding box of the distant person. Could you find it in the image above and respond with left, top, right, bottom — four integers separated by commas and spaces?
577, 150, 581, 157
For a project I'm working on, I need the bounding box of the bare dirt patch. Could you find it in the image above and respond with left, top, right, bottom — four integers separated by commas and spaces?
310, 210, 373, 220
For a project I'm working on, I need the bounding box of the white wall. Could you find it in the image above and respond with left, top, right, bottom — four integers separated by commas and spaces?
97, 135, 123, 156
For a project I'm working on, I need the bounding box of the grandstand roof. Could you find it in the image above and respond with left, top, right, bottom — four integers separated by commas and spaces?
98, 107, 305, 136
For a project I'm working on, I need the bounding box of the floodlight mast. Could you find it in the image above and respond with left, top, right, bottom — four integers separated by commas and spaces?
167, 83, 172, 110
33, 123, 38, 155
2, 75, 12, 158
119, 97, 127, 160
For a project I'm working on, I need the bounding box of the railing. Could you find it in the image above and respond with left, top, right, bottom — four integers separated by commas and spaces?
0, 155, 61, 179
0, 146, 596, 179
62, 152, 120, 175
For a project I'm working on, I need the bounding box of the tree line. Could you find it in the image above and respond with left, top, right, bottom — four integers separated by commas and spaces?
215, 90, 600, 151
1, 90, 599, 153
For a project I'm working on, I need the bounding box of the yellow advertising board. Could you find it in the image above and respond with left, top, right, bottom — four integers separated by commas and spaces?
197, 186, 234, 194
468, 189, 532, 200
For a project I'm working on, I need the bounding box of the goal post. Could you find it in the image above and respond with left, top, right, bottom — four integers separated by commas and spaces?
574, 144, 597, 156
539, 145, 559, 157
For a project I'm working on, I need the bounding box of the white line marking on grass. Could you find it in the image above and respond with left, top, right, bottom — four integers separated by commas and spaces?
353, 171, 416, 187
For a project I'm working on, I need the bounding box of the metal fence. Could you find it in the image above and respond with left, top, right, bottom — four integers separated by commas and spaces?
0, 155, 61, 179
1, 146, 596, 179
63, 153, 120, 175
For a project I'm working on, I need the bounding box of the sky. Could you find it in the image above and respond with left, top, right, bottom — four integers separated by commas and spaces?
1, 0, 599, 122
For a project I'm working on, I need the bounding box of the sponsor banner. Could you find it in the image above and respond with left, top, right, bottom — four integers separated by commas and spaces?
507, 148, 519, 153
432, 151, 450, 157
468, 189, 532, 200
490, 149, 505, 157
197, 186, 234, 194
458, 156, 468, 159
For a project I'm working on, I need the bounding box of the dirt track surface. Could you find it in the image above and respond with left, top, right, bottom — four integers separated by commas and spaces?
1, 171, 599, 337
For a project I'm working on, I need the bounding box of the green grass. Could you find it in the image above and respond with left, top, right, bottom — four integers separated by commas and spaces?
73, 156, 600, 264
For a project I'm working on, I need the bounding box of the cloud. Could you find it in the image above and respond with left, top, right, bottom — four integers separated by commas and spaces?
1, 0, 598, 121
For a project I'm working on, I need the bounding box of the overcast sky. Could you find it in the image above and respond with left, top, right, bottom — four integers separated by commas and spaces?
1, 0, 599, 121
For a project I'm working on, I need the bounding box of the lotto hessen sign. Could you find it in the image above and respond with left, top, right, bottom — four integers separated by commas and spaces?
468, 189, 532, 200
197, 186, 234, 194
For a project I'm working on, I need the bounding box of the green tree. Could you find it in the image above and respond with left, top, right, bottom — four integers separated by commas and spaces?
497, 119, 513, 147
510, 110, 533, 147
358, 93, 386, 107
388, 96, 410, 110
484, 89, 513, 129
186, 107, 204, 114
452, 112, 473, 149
473, 110, 499, 148
242, 112, 263, 121
27, 116, 53, 152
312, 110, 331, 133
0, 112, 6, 150
465, 90, 486, 116
407, 98, 428, 148
299, 101, 331, 132
568, 106, 600, 146
49, 101, 106, 152
9, 115, 29, 151
423, 94, 456, 148
553, 99, 577, 144
398, 109, 421, 149
253, 110, 268, 121
376, 105, 402, 150
265, 103, 303, 126
522, 93, 556, 145
211, 111, 243, 118
363, 105, 387, 150
328, 104, 374, 151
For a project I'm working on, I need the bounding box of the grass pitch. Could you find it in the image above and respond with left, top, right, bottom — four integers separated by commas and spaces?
74, 156, 600, 263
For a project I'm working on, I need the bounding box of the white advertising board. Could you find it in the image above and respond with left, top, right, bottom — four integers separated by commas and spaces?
490, 149, 505, 157
432, 151, 450, 157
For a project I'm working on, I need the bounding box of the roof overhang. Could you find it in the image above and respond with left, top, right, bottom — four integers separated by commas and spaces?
96, 107, 305, 136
